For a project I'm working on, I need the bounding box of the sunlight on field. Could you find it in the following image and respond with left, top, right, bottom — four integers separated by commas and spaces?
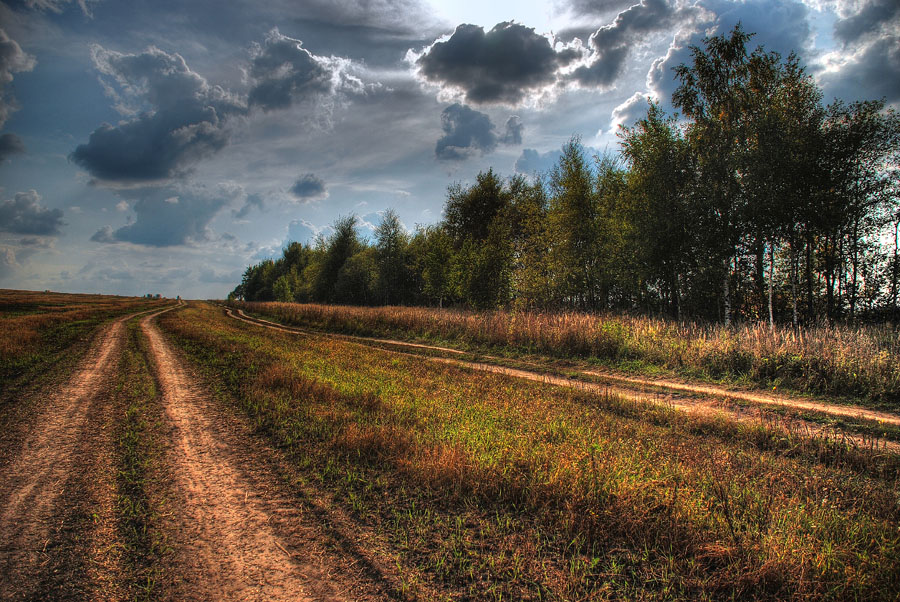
233, 301, 900, 407
161, 302, 900, 599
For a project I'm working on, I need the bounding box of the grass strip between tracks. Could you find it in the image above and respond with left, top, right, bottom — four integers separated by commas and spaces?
114, 315, 170, 600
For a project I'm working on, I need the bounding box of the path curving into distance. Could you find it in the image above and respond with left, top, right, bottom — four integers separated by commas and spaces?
225, 305, 900, 451
142, 306, 350, 601
0, 305, 172, 600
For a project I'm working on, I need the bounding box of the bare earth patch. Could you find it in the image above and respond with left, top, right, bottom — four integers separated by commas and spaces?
143, 308, 382, 601
0, 314, 132, 600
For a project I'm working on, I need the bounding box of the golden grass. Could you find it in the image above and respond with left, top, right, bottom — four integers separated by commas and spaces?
0, 289, 166, 380
233, 301, 900, 406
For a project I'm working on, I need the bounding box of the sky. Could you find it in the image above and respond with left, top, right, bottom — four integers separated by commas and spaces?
0, 0, 897, 299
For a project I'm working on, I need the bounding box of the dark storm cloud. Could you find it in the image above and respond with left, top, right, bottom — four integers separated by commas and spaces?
501, 115, 524, 145
290, 173, 328, 200
435, 103, 497, 160
572, 0, 678, 88
247, 28, 365, 111
90, 187, 228, 246
834, 0, 899, 45
0, 190, 64, 235
248, 29, 334, 110
821, 35, 900, 104
825, 0, 900, 104
0, 132, 25, 161
415, 22, 578, 105
70, 45, 245, 184
0, 28, 36, 128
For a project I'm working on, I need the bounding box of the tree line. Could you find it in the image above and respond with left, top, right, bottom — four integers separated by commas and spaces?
230, 26, 900, 324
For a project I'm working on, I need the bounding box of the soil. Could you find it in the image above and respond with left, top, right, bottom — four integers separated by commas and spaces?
142, 308, 389, 601
0, 312, 133, 600
226, 306, 900, 453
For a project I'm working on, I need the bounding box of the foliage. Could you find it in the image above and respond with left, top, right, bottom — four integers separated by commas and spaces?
230, 25, 900, 324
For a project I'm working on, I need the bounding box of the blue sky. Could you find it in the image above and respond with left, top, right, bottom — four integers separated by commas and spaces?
0, 0, 897, 298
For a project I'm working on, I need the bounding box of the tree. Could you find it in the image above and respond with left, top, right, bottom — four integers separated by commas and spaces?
314, 215, 362, 303
620, 101, 694, 319
442, 169, 514, 308
547, 137, 599, 309
416, 225, 453, 308
374, 209, 410, 305
673, 24, 756, 324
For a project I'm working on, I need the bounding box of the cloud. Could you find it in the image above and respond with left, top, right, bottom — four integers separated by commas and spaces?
572, 0, 679, 88
286, 218, 320, 245
0, 190, 65, 235
568, 0, 643, 17
821, 34, 900, 104
0, 28, 37, 129
90, 186, 228, 246
833, 0, 899, 46
514, 143, 602, 175
435, 103, 498, 160
0, 245, 19, 279
232, 192, 265, 218
18, 0, 94, 17
70, 45, 245, 184
610, 91, 651, 129
0, 132, 25, 161
289, 173, 328, 201
515, 148, 563, 175
501, 115, 524, 145
413, 22, 580, 105
247, 28, 366, 112
822, 0, 900, 104
198, 267, 239, 284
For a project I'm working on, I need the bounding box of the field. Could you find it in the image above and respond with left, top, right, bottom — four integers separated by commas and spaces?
230, 301, 900, 407
2, 291, 899, 600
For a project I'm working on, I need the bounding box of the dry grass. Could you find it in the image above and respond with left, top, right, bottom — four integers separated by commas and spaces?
232, 301, 900, 407
0, 289, 167, 383
162, 302, 900, 600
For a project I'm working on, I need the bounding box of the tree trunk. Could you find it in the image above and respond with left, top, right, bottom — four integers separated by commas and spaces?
723, 256, 732, 327
892, 221, 899, 316
790, 240, 798, 327
755, 242, 766, 320
768, 242, 775, 329
849, 218, 859, 320
805, 228, 814, 320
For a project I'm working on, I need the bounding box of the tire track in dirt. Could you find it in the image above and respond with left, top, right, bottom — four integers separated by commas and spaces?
142, 308, 355, 601
226, 306, 900, 453
0, 306, 166, 600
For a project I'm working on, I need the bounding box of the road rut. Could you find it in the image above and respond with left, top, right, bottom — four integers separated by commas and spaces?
142, 309, 346, 601
0, 311, 138, 600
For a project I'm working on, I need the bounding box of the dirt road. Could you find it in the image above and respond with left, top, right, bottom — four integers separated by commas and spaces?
226, 306, 900, 451
142, 309, 356, 601
0, 310, 149, 600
